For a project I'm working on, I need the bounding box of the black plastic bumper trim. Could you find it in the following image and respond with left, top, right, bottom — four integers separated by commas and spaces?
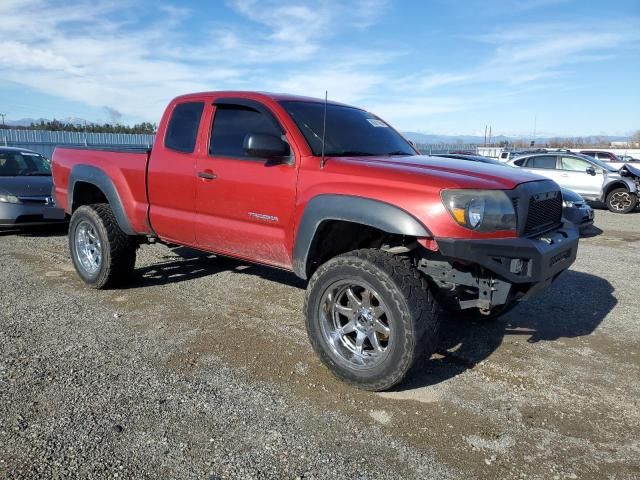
435, 224, 579, 284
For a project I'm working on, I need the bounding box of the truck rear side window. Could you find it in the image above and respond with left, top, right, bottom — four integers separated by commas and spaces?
209, 105, 282, 159
165, 102, 204, 153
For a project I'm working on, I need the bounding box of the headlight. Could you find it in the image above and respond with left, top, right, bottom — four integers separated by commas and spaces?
562, 200, 575, 208
441, 189, 516, 232
0, 193, 21, 204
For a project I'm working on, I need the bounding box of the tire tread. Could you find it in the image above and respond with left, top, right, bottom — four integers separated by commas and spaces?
304, 248, 441, 391
69, 203, 136, 289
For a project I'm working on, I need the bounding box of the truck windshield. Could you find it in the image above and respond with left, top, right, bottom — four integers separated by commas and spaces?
0, 152, 51, 176
280, 101, 416, 157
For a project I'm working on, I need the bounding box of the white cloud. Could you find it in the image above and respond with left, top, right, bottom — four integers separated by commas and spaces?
0, 0, 395, 120
0, 0, 637, 135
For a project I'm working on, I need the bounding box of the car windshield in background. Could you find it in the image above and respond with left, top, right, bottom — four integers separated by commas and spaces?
280, 101, 415, 157
576, 154, 618, 172
0, 152, 51, 176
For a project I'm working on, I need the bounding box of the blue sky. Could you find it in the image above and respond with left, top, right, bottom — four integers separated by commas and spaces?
0, 0, 638, 136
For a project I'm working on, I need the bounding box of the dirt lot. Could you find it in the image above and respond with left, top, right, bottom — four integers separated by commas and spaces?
1, 209, 639, 479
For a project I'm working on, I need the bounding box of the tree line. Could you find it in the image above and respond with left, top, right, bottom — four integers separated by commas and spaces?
0, 120, 157, 134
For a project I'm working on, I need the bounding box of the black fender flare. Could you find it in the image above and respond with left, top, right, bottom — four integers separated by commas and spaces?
68, 164, 135, 235
292, 194, 431, 279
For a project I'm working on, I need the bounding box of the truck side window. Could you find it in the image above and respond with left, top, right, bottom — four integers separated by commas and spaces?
165, 102, 204, 153
210, 105, 282, 159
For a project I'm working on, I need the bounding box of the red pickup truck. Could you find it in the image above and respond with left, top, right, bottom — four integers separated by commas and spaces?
52, 91, 579, 391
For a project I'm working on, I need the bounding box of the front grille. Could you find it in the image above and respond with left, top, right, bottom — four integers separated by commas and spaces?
524, 191, 562, 235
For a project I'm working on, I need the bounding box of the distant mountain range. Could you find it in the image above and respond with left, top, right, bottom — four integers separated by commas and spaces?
402, 131, 631, 145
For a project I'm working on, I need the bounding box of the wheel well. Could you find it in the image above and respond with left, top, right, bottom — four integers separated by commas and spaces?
72, 182, 108, 212
305, 220, 416, 278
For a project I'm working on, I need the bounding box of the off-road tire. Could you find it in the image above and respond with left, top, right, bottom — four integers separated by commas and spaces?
69, 203, 136, 289
304, 249, 441, 391
606, 188, 637, 214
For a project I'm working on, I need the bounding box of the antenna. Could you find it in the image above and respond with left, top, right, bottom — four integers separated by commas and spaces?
320, 90, 328, 169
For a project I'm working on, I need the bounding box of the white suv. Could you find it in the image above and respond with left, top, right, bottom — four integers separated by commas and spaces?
508, 153, 640, 213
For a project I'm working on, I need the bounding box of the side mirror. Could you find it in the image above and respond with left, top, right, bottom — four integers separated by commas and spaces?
586, 166, 596, 176
243, 133, 290, 162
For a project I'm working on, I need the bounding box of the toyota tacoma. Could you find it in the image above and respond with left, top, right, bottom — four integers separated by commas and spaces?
52, 92, 579, 391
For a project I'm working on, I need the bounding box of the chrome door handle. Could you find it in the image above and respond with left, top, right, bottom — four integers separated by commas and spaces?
198, 171, 217, 180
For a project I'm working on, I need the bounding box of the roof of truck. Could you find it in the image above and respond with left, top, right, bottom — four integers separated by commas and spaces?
172, 91, 351, 107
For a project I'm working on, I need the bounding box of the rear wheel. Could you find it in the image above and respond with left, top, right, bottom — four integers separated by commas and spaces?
69, 204, 136, 288
304, 249, 440, 391
606, 188, 637, 214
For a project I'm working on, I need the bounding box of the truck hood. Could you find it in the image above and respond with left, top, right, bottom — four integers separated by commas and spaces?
0, 175, 53, 197
333, 155, 547, 190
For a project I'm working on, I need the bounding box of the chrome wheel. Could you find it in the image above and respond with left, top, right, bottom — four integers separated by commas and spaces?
319, 280, 392, 369
609, 191, 632, 211
74, 220, 102, 275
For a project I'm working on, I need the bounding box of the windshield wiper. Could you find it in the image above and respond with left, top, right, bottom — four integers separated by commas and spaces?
25, 172, 52, 176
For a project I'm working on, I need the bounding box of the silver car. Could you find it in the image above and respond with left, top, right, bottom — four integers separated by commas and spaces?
0, 147, 66, 227
507, 152, 640, 214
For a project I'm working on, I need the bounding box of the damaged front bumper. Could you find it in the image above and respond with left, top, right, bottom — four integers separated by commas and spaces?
418, 223, 579, 311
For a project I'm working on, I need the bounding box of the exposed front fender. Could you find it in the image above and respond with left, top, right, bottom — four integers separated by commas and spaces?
292, 194, 431, 279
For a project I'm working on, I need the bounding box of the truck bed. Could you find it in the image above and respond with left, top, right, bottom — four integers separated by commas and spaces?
52, 146, 153, 234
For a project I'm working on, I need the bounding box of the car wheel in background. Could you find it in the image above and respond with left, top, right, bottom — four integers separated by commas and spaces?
606, 188, 637, 214
69, 203, 137, 288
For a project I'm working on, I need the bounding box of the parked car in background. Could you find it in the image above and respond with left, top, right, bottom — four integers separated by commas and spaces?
580, 150, 620, 162
498, 149, 547, 162
435, 154, 594, 231
559, 187, 595, 231
579, 150, 639, 168
507, 152, 640, 213
0, 147, 66, 227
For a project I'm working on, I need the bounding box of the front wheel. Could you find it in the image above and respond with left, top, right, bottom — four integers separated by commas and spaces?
69, 203, 137, 289
304, 249, 441, 391
606, 188, 637, 214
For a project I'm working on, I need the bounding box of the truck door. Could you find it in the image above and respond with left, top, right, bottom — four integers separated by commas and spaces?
558, 156, 603, 198
147, 101, 204, 245
194, 100, 298, 269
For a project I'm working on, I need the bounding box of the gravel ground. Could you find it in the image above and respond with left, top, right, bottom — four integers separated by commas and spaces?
1, 208, 639, 479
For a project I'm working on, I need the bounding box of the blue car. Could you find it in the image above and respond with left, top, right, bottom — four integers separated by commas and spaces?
0, 147, 66, 228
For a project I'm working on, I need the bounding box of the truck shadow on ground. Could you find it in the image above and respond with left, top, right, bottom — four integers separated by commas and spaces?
124, 246, 615, 394
127, 246, 306, 290
395, 270, 617, 391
